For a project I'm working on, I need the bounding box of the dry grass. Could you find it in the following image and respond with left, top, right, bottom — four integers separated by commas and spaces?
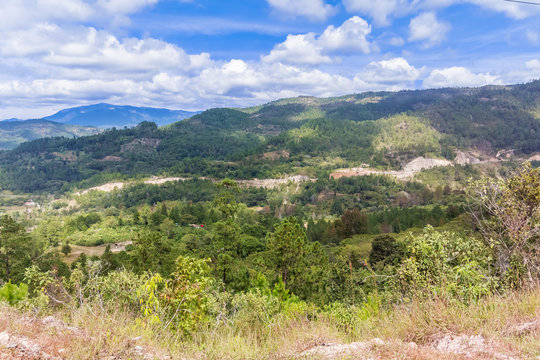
348, 287, 540, 359
0, 287, 538, 359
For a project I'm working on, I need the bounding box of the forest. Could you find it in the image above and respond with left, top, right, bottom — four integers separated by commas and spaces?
0, 82, 538, 359
0, 81, 538, 194
0, 162, 537, 358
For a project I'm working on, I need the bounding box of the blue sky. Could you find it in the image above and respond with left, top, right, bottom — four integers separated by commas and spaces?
0, 0, 539, 118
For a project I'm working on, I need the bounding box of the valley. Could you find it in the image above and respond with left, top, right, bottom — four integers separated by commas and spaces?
2, 0, 540, 357
0, 82, 538, 360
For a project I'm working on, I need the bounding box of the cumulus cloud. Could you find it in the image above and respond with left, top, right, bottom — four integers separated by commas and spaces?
0, 25, 211, 75
262, 17, 372, 65
261, 34, 332, 65
0, 0, 160, 31
408, 12, 450, 47
423, 66, 502, 88
318, 17, 372, 54
266, 0, 336, 21
355, 57, 422, 86
0, 0, 93, 30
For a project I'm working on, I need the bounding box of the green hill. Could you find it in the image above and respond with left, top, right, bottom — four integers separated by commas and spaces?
0, 81, 539, 193
0, 119, 101, 150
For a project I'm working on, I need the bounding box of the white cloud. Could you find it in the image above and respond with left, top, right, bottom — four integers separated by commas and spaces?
342, 0, 412, 26
356, 57, 422, 85
525, 59, 540, 72
388, 37, 405, 46
96, 0, 158, 14
0, 25, 211, 75
0, 0, 93, 30
266, 0, 336, 21
262, 33, 332, 65
409, 12, 450, 47
0, 0, 160, 31
343, 0, 540, 26
462, 0, 540, 19
262, 17, 372, 65
318, 16, 371, 54
423, 66, 501, 88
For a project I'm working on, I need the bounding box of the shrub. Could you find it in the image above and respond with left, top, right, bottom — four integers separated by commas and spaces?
469, 164, 540, 286
0, 282, 28, 305
395, 226, 497, 302
137, 256, 212, 334
324, 294, 381, 334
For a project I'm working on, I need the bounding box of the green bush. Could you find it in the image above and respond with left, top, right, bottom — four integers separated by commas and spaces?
396, 226, 497, 302
0, 282, 28, 305
137, 256, 212, 334
324, 294, 381, 333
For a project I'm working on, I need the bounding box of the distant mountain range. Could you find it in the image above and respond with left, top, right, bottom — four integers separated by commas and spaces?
0, 104, 200, 149
42, 103, 199, 128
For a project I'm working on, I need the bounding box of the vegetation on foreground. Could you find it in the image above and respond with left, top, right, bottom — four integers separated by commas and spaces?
0, 164, 537, 359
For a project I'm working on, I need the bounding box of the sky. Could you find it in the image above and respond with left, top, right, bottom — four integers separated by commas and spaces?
0, 0, 539, 119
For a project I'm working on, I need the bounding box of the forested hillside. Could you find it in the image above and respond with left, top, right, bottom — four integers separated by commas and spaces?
0, 82, 538, 359
0, 81, 538, 194
0, 119, 101, 150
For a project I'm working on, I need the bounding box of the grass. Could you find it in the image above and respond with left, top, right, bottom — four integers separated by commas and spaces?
62, 244, 110, 264
62, 243, 131, 264
0, 287, 538, 359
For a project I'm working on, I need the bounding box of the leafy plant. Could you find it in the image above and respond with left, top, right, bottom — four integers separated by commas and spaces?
396, 226, 496, 302
0, 282, 28, 305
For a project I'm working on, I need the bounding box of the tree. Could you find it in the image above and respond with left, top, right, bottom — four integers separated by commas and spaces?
267, 218, 328, 300
266, 217, 329, 301
470, 164, 540, 285
369, 234, 403, 268
0, 215, 34, 283
132, 210, 140, 225
34, 218, 64, 247
159, 218, 175, 237
164, 256, 212, 333
138, 256, 212, 334
338, 208, 368, 238
168, 205, 181, 224
61, 243, 72, 256
267, 218, 307, 288
131, 231, 175, 276
212, 178, 240, 220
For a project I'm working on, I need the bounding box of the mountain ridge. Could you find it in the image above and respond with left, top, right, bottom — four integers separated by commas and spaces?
0, 81, 538, 193
0, 103, 201, 149
42, 103, 200, 128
